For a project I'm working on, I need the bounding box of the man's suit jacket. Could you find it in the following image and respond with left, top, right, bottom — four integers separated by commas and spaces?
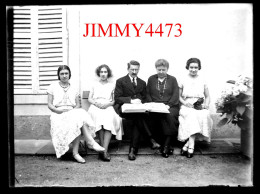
114, 74, 146, 115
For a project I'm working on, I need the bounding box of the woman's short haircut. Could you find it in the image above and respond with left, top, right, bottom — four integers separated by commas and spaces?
155, 59, 169, 69
95, 64, 113, 78
186, 58, 201, 70
57, 65, 71, 80
127, 60, 140, 69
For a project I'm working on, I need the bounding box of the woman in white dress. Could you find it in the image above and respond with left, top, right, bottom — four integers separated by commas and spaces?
47, 65, 105, 163
88, 64, 123, 162
178, 58, 213, 158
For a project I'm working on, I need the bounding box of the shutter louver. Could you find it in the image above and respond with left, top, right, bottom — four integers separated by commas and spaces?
13, 6, 68, 94
13, 7, 33, 93
38, 7, 68, 91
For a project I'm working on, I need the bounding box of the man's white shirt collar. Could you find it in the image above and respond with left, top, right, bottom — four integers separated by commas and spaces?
129, 74, 137, 82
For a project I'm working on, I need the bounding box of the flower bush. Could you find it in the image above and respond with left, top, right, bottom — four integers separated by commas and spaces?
215, 75, 253, 128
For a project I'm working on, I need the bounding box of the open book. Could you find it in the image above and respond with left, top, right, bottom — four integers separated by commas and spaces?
122, 102, 170, 113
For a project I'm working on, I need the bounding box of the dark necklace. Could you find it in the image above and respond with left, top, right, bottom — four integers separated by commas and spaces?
157, 77, 167, 98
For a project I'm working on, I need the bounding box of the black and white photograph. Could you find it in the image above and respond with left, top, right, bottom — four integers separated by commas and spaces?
7, 3, 254, 187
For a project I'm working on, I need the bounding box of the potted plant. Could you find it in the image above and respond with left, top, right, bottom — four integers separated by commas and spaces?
215, 75, 253, 158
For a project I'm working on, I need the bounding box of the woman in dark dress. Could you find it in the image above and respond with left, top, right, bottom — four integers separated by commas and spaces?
146, 59, 180, 158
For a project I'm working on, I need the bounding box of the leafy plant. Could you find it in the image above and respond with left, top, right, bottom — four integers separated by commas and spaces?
215, 75, 253, 128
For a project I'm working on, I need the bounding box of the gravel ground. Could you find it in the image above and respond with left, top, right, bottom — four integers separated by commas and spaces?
14, 154, 253, 187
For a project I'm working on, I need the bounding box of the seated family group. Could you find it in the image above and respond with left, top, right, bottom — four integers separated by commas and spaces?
47, 58, 213, 164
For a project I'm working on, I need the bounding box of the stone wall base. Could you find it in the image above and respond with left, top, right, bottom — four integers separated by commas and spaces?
14, 114, 240, 140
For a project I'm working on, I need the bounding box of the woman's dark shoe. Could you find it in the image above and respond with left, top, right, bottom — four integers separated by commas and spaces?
161, 146, 170, 158
180, 145, 188, 156
186, 147, 194, 158
99, 152, 111, 162
168, 146, 174, 155
128, 147, 137, 161
151, 138, 161, 150
103, 152, 111, 162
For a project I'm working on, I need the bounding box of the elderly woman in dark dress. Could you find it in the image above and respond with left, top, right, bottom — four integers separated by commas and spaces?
146, 59, 180, 158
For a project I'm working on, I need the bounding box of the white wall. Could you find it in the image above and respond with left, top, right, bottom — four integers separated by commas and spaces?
14, 4, 253, 115
76, 4, 253, 113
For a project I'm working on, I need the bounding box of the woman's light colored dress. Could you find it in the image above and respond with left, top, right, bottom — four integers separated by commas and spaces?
47, 81, 95, 158
178, 74, 213, 142
88, 81, 123, 140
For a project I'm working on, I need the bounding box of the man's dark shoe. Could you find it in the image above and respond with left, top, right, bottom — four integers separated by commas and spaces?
128, 147, 137, 160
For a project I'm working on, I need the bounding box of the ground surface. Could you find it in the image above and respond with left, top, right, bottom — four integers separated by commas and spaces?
14, 154, 252, 187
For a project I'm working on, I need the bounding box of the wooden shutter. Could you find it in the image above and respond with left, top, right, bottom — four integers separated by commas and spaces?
13, 7, 33, 93
13, 6, 68, 94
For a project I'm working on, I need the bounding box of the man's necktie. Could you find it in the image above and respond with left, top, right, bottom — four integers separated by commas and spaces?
132, 77, 137, 88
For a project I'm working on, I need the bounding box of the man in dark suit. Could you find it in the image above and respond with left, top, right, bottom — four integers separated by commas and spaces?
114, 60, 160, 160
